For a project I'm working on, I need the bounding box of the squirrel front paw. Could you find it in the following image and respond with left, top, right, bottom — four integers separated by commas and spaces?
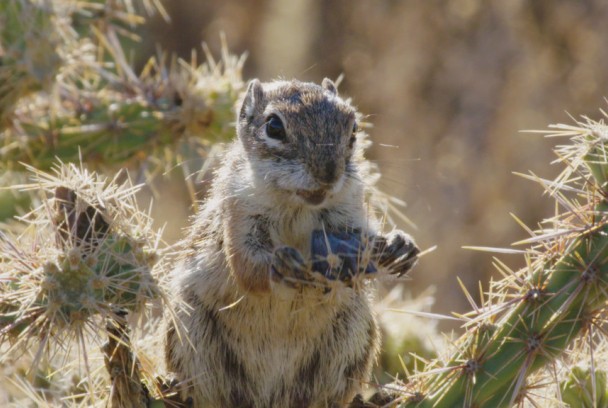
271, 246, 315, 288
270, 229, 419, 290
372, 230, 420, 277
271, 239, 367, 290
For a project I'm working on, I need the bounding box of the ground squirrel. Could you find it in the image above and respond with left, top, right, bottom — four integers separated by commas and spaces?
165, 78, 419, 407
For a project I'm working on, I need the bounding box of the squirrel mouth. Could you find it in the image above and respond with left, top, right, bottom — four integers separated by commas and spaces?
296, 189, 327, 205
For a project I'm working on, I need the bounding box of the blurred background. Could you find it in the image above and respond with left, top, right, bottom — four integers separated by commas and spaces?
140, 0, 608, 323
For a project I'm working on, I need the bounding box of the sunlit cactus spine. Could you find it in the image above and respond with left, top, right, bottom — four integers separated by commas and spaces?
393, 116, 608, 407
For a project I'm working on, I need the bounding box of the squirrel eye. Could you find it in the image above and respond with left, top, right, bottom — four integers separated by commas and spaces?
349, 136, 356, 149
265, 115, 287, 141
352, 122, 358, 135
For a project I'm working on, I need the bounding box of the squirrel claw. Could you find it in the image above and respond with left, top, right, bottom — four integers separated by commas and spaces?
271, 246, 315, 288
373, 230, 420, 277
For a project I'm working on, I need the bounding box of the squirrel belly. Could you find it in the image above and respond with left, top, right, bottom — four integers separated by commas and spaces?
167, 268, 378, 407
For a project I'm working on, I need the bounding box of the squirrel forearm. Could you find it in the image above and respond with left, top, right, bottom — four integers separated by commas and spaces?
224, 208, 273, 294
227, 248, 272, 293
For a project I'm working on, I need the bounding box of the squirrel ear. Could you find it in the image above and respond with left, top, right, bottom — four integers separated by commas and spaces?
240, 79, 264, 120
321, 78, 338, 96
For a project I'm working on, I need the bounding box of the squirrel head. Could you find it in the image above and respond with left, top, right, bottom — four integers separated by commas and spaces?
236, 78, 360, 207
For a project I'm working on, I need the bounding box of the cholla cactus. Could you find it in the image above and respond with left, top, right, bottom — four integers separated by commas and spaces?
394, 115, 608, 407
0, 163, 169, 382
0, 0, 245, 233
0, 0, 64, 124
0, 0, 165, 126
1, 42, 245, 172
0, 0, 245, 173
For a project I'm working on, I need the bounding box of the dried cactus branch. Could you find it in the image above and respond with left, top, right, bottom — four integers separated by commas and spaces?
103, 310, 149, 408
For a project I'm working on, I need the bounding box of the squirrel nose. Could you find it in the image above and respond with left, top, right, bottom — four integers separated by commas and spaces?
317, 161, 338, 186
